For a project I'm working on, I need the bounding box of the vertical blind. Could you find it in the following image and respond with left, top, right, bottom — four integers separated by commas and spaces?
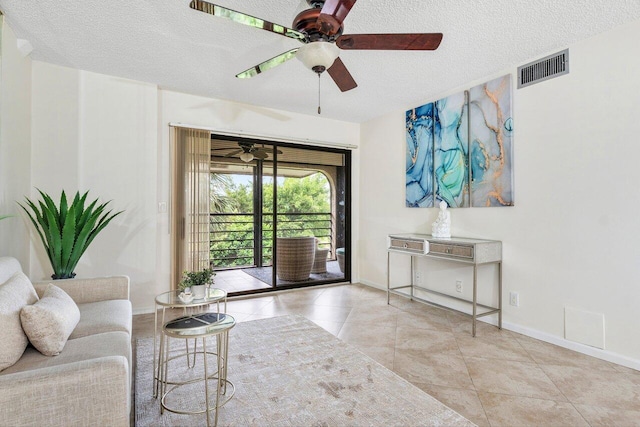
170, 127, 211, 290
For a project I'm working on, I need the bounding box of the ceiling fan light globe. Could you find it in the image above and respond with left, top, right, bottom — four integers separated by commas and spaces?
240, 152, 254, 162
296, 41, 340, 71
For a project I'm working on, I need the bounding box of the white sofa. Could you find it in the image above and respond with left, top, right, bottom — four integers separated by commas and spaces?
0, 257, 132, 427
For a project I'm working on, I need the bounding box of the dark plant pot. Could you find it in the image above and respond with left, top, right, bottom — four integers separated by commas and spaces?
52, 272, 76, 280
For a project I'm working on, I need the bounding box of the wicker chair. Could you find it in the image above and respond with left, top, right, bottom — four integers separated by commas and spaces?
276, 237, 316, 281
311, 247, 330, 274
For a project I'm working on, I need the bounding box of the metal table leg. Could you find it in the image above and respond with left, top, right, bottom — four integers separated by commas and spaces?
472, 264, 478, 337
498, 261, 503, 329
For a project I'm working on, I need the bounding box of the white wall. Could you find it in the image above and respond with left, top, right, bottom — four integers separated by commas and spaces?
23, 61, 360, 312
358, 18, 640, 365
30, 63, 159, 311
0, 19, 32, 267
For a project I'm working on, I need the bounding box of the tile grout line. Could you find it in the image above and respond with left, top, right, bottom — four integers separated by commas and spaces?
536, 363, 593, 424
449, 315, 492, 427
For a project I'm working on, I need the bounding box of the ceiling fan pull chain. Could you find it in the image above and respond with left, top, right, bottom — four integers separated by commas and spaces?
317, 72, 322, 115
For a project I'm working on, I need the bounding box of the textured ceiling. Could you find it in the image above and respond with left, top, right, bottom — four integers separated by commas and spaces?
1, 1, 640, 123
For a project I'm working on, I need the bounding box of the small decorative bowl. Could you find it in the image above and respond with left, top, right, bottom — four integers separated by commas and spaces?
178, 292, 194, 303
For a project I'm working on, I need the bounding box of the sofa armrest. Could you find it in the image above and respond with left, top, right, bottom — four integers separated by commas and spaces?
32, 276, 130, 304
0, 356, 130, 427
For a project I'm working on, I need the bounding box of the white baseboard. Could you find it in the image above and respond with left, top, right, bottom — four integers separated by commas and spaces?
133, 307, 155, 315
502, 321, 640, 371
359, 278, 386, 291
357, 280, 640, 371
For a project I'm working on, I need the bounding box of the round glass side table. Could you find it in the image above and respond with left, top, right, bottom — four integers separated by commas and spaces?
153, 288, 227, 398
158, 312, 236, 427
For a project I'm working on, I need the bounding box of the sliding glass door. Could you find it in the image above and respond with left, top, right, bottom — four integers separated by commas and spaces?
209, 136, 350, 295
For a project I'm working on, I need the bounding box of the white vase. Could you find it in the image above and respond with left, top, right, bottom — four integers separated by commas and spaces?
192, 284, 206, 299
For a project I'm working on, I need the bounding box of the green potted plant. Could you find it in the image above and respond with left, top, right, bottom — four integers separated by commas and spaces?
19, 189, 123, 279
179, 268, 215, 299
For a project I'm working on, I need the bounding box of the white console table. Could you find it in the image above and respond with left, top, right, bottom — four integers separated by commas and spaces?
387, 233, 502, 337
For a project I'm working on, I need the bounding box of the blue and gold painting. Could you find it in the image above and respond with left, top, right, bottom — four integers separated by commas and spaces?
406, 103, 435, 207
469, 75, 514, 206
434, 92, 469, 207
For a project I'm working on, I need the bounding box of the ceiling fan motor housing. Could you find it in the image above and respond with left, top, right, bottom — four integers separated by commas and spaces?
293, 8, 343, 42
238, 142, 255, 152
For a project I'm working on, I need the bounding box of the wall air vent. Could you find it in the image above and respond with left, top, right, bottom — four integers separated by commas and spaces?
517, 49, 569, 89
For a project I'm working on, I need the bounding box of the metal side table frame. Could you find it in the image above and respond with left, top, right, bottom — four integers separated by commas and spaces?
158, 312, 236, 427
153, 288, 227, 397
386, 233, 502, 337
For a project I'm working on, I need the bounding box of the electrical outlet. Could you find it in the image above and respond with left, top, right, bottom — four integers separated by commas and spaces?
415, 271, 422, 285
509, 291, 519, 307
455, 280, 463, 293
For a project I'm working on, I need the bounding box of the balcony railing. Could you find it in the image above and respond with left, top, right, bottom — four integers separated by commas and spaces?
210, 212, 333, 269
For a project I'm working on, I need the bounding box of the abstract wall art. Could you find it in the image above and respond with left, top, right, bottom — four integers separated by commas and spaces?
405, 74, 514, 208
469, 75, 514, 206
434, 91, 469, 207
406, 103, 435, 207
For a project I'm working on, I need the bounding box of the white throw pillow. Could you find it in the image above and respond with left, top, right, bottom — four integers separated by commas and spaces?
20, 284, 80, 356
0, 272, 39, 371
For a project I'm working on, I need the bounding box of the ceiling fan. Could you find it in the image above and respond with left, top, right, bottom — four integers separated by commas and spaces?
211, 141, 283, 162
189, 0, 443, 95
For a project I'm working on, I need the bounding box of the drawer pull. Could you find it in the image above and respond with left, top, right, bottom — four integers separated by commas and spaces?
403, 243, 408, 249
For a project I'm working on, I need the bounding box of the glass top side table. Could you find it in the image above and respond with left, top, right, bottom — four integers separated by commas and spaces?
153, 287, 227, 398
155, 288, 227, 307
159, 312, 236, 426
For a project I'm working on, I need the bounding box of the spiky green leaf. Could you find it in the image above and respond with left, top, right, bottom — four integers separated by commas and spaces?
60, 206, 77, 273
18, 202, 49, 257
39, 189, 62, 231
59, 191, 68, 229
83, 209, 123, 251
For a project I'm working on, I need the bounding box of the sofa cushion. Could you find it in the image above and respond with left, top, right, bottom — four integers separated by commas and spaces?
0, 257, 23, 285
70, 299, 132, 340
0, 272, 39, 372
20, 284, 80, 356
0, 331, 131, 375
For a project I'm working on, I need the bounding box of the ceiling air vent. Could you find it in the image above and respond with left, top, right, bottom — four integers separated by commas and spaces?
517, 49, 569, 89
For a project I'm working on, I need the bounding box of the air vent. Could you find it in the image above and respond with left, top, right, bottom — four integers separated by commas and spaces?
518, 49, 569, 89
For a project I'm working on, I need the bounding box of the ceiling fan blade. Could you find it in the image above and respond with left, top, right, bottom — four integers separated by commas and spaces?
190, 0, 306, 42
256, 146, 284, 154
221, 149, 243, 157
236, 49, 299, 79
337, 33, 443, 50
253, 151, 269, 160
327, 57, 358, 92
317, 0, 357, 36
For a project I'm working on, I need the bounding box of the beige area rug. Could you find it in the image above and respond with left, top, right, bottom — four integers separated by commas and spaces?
135, 315, 475, 426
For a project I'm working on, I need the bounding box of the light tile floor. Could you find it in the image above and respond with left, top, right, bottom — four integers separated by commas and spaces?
133, 283, 640, 426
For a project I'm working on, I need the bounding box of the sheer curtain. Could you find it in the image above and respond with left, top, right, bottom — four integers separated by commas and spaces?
171, 127, 211, 290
